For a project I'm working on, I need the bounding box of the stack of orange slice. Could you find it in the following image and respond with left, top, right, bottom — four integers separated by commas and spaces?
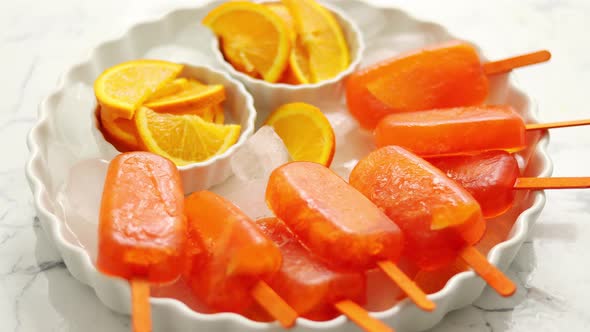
94, 60, 240, 165
202, 0, 350, 85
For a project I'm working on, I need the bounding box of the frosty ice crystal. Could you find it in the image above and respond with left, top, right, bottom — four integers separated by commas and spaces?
212, 126, 291, 219
230, 126, 291, 181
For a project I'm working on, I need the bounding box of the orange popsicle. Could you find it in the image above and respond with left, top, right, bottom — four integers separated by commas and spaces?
350, 146, 485, 270
429, 151, 520, 218
97, 151, 186, 282
430, 150, 590, 218
374, 105, 526, 157
257, 217, 365, 320
183, 191, 297, 327
97, 151, 186, 332
266, 162, 435, 311
350, 146, 515, 297
257, 217, 393, 332
346, 40, 550, 129
267, 162, 402, 270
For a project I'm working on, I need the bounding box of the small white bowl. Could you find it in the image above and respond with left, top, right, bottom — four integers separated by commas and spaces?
209, 1, 365, 123
91, 64, 256, 194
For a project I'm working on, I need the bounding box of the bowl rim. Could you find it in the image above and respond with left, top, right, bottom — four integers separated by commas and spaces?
25, 0, 553, 330
92, 63, 257, 170
208, 1, 366, 90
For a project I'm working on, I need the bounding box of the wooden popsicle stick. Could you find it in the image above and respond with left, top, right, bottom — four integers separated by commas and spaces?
251, 281, 298, 328
459, 246, 516, 297
525, 119, 590, 131
483, 50, 551, 75
377, 261, 436, 312
514, 177, 590, 190
334, 300, 395, 332
130, 280, 152, 332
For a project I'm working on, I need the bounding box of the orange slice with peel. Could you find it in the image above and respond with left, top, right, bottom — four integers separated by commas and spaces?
144, 79, 225, 113
278, 38, 312, 85
147, 78, 188, 101
135, 107, 241, 166
170, 104, 216, 120
288, 37, 313, 84
281, 0, 349, 83
201, 107, 215, 122
264, 102, 335, 166
98, 106, 140, 152
203, 1, 291, 83
265, 2, 297, 43
213, 104, 225, 124
99, 104, 219, 152
267, 2, 312, 85
100, 106, 141, 151
94, 59, 183, 119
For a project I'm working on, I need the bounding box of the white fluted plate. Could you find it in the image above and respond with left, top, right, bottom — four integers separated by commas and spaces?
25, 0, 551, 331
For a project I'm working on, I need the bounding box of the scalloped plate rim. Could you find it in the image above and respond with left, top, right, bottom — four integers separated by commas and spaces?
25, 0, 552, 331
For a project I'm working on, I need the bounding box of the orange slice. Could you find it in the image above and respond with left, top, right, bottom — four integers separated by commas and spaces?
99, 104, 218, 153
287, 37, 313, 84
135, 107, 241, 166
278, 40, 312, 85
265, 2, 296, 42
213, 104, 225, 124
264, 102, 335, 166
201, 107, 215, 122
147, 78, 188, 101
170, 105, 216, 121
267, 2, 311, 85
281, 0, 349, 83
94, 59, 183, 119
203, 1, 291, 83
144, 79, 225, 113
99, 106, 141, 151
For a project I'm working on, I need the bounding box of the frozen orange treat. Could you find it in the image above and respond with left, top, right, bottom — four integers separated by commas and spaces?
374, 105, 527, 157
183, 191, 283, 313
346, 41, 488, 129
266, 161, 403, 270
346, 40, 550, 129
429, 151, 521, 218
267, 162, 439, 311
257, 217, 366, 321
349, 146, 486, 271
97, 151, 186, 284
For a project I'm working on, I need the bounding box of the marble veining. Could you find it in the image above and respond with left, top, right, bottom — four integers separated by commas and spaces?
3, 0, 590, 331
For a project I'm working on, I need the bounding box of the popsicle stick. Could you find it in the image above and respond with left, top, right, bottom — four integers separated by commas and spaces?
334, 300, 395, 332
130, 280, 151, 332
377, 261, 436, 312
459, 247, 516, 297
483, 50, 551, 75
514, 177, 590, 190
525, 119, 590, 131
251, 281, 298, 328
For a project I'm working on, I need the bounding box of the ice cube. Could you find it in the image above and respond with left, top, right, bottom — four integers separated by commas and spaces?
56, 82, 102, 159
55, 158, 109, 260
230, 126, 291, 181
326, 110, 374, 179
212, 126, 291, 219
212, 178, 274, 220
58, 158, 109, 225
325, 110, 359, 140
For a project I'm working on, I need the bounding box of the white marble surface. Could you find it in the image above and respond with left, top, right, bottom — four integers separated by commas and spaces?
3, 0, 590, 331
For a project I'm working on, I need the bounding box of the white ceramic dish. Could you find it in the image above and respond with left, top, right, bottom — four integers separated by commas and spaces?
90, 64, 257, 193
25, 0, 552, 331
209, 1, 365, 123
